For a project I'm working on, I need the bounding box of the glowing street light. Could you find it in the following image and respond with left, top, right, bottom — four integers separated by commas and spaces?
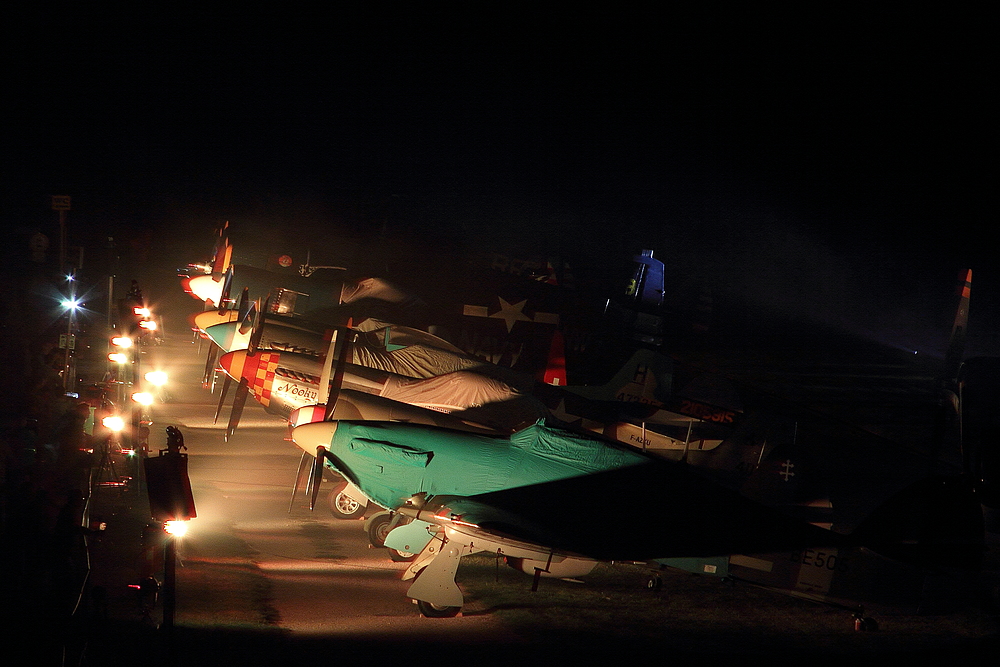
131, 391, 155, 407
111, 336, 134, 348
144, 370, 168, 386
60, 284, 80, 390
102, 415, 125, 432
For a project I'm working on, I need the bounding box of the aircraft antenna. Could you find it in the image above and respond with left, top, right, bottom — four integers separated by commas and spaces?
298, 250, 346, 277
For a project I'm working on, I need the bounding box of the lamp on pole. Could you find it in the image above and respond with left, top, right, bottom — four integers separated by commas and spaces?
60, 271, 79, 391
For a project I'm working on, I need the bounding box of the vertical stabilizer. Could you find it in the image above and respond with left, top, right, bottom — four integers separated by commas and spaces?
541, 330, 567, 386
945, 269, 972, 383
565, 347, 673, 405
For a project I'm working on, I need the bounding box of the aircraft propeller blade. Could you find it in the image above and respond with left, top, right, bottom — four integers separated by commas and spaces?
217, 266, 234, 314
309, 446, 327, 510
288, 450, 311, 513
213, 374, 232, 424
236, 287, 251, 320
202, 343, 219, 389
247, 296, 270, 356
224, 377, 249, 441
238, 298, 258, 338
324, 328, 356, 422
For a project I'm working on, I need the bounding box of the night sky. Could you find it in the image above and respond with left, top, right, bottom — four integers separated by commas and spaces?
3, 8, 996, 356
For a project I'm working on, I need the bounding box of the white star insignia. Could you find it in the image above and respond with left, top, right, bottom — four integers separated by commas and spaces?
490, 297, 533, 332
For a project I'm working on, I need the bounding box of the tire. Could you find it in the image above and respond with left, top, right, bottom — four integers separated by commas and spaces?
366, 512, 417, 560
413, 567, 461, 617
416, 598, 461, 618
327, 481, 367, 520
366, 511, 393, 547
389, 547, 416, 562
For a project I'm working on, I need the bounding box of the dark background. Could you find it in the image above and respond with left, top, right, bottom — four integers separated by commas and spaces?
3, 7, 995, 357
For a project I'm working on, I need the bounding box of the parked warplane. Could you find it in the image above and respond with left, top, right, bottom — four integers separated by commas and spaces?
289, 416, 848, 617
287, 269, 990, 617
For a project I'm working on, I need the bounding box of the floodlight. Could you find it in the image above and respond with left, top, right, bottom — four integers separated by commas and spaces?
102, 415, 125, 432
164, 520, 188, 537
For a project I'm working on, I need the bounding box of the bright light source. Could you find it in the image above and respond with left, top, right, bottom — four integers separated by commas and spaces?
131, 392, 154, 406
164, 520, 189, 537
144, 370, 168, 386
133, 306, 151, 318
61, 298, 81, 310
102, 415, 125, 432
139, 319, 157, 331
108, 352, 129, 364
111, 336, 134, 348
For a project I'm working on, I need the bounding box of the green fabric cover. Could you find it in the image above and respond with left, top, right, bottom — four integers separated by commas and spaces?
326, 420, 647, 510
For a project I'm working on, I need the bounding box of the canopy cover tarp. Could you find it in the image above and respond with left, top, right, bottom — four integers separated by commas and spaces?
327, 421, 647, 510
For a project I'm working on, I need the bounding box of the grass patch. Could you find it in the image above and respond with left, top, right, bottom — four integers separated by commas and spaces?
456, 555, 1000, 656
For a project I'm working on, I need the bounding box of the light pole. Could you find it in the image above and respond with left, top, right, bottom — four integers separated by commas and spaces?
61, 271, 79, 391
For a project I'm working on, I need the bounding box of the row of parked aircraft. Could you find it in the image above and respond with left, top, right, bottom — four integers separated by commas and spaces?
179, 223, 995, 620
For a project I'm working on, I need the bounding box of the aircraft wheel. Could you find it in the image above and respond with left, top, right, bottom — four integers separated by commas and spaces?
389, 547, 416, 562
416, 598, 461, 618
328, 481, 367, 520
366, 511, 394, 547
646, 574, 662, 591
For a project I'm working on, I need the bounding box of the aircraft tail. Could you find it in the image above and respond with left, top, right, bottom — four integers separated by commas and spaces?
564, 348, 674, 406
944, 268, 972, 382
211, 222, 233, 274
540, 329, 567, 386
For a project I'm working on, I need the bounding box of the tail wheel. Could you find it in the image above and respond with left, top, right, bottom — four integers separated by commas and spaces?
413, 566, 462, 617
327, 480, 367, 520
416, 598, 461, 618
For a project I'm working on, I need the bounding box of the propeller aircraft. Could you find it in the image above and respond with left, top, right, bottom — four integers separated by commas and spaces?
286, 269, 992, 618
